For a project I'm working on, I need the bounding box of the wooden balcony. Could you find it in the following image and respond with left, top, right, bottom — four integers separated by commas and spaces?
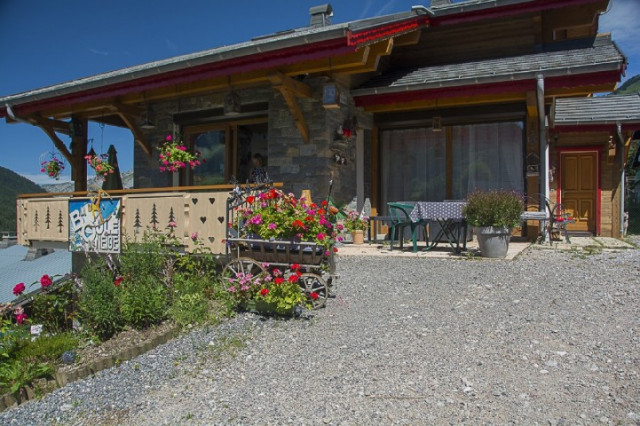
16, 184, 274, 255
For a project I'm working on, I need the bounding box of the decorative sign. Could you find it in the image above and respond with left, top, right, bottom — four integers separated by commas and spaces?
69, 198, 121, 253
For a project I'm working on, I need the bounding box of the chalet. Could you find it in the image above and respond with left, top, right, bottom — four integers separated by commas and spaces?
1, 0, 637, 256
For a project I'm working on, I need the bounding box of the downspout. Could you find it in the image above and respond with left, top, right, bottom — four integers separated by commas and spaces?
536, 74, 549, 238
617, 122, 626, 237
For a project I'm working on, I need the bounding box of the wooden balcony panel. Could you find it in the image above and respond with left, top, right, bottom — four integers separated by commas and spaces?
20, 198, 69, 244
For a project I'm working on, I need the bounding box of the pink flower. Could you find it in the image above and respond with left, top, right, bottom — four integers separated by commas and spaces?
268, 223, 277, 230
15, 313, 27, 325
316, 233, 326, 241
168, 221, 177, 228
13, 282, 25, 296
166, 134, 172, 141
40, 274, 52, 287
40, 168, 45, 173
191, 232, 198, 241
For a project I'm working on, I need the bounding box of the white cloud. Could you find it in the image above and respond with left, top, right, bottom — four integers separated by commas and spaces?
88, 48, 109, 56
599, 0, 640, 57
375, 0, 397, 16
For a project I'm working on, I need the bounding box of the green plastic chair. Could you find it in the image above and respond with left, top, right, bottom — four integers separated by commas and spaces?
387, 202, 427, 252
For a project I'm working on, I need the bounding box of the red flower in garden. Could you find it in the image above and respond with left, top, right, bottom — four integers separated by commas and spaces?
260, 288, 269, 296
13, 283, 25, 296
114, 276, 123, 287
321, 200, 328, 207
40, 274, 52, 287
333, 247, 339, 253
309, 292, 319, 300
288, 275, 299, 283
247, 196, 255, 204
15, 313, 27, 325
291, 263, 301, 271
274, 277, 285, 285
292, 220, 305, 228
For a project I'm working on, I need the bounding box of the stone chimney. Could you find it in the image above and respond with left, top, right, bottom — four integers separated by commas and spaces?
309, 4, 333, 27
430, 0, 452, 7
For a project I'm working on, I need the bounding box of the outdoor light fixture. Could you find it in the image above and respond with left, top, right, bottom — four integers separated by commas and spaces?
224, 90, 242, 115
432, 116, 442, 132
322, 82, 340, 109
140, 104, 156, 129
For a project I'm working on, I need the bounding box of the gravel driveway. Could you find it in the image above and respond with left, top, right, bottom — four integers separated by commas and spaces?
2, 245, 639, 425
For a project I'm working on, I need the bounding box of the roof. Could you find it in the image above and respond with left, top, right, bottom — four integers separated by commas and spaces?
552, 93, 640, 127
0, 245, 71, 304
354, 34, 625, 97
0, 10, 423, 113
0, 0, 607, 116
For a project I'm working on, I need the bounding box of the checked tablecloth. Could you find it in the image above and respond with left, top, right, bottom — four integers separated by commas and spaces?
409, 201, 467, 222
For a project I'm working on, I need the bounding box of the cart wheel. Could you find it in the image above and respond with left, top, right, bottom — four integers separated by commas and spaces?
222, 257, 266, 278
298, 273, 328, 309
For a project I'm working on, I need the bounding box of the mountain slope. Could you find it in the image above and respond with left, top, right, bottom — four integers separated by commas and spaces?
0, 166, 44, 234
40, 170, 134, 193
615, 74, 640, 94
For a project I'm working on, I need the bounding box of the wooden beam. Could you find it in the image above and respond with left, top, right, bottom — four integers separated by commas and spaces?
109, 101, 152, 155
393, 30, 422, 47
268, 72, 312, 98
362, 92, 527, 113
32, 117, 73, 162
278, 88, 309, 143
526, 91, 538, 117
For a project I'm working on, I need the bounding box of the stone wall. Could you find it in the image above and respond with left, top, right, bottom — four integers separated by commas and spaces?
133, 79, 374, 205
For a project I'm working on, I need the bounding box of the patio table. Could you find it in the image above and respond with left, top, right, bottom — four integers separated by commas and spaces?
409, 201, 468, 253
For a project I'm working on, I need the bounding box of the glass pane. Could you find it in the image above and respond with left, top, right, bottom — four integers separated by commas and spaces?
191, 130, 226, 185
451, 122, 524, 199
381, 128, 446, 210
236, 123, 269, 183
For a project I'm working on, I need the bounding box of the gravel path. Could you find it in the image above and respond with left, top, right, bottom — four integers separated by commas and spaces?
2, 244, 640, 425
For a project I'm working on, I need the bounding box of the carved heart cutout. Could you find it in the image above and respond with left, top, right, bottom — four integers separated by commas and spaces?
200, 216, 207, 223
192, 198, 198, 205
208, 197, 215, 204
208, 236, 215, 242
217, 216, 224, 224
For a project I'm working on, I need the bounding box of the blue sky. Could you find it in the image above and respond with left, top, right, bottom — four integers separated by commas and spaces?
0, 0, 638, 185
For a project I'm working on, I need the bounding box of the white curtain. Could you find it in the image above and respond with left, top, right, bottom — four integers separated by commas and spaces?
451, 122, 524, 198
381, 128, 446, 210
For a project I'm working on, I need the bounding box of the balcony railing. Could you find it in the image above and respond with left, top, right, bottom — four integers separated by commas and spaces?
16, 184, 281, 254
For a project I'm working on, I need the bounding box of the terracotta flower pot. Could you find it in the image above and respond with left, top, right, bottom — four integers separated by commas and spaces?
351, 230, 364, 245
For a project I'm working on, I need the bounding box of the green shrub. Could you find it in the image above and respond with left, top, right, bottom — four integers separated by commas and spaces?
119, 274, 168, 329
0, 359, 54, 396
170, 293, 209, 326
16, 333, 78, 363
31, 281, 76, 333
78, 259, 123, 340
463, 190, 524, 228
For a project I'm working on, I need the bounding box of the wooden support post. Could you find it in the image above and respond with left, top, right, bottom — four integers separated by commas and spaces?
108, 102, 152, 156
32, 117, 73, 163
269, 72, 312, 143
70, 116, 88, 192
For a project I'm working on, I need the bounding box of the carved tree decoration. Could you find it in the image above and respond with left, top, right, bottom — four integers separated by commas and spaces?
168, 207, 176, 226
150, 204, 159, 228
58, 210, 64, 233
34, 211, 39, 231
134, 208, 142, 234
45, 207, 51, 229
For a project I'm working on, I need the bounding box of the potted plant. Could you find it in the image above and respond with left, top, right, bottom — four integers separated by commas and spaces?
158, 135, 201, 173
84, 154, 115, 181
40, 157, 65, 180
463, 190, 524, 258
344, 210, 369, 245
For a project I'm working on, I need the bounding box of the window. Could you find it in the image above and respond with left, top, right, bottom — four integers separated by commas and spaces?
183, 119, 268, 186
380, 121, 524, 208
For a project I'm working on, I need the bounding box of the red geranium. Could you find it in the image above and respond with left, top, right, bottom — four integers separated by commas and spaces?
274, 277, 285, 285
333, 247, 338, 253
247, 196, 255, 204
114, 276, 123, 287
309, 292, 319, 300
288, 275, 299, 283
16, 313, 27, 325
40, 274, 52, 287
260, 288, 269, 296
13, 282, 25, 296
291, 263, 301, 271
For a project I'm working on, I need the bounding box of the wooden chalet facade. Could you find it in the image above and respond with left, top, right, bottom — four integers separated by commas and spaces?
0, 0, 634, 253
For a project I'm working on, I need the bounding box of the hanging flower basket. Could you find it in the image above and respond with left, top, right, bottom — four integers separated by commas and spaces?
158, 135, 201, 173
40, 157, 65, 180
85, 153, 115, 181
336, 117, 357, 143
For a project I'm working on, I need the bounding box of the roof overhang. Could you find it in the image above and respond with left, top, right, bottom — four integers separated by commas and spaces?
0, 12, 429, 119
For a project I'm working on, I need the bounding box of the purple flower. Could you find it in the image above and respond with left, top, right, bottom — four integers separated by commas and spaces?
268, 223, 277, 230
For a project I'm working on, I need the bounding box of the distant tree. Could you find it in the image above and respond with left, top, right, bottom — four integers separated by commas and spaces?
0, 166, 44, 234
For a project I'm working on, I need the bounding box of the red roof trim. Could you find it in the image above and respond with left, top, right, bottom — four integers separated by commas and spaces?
353, 70, 622, 108
347, 15, 429, 46
430, 0, 605, 27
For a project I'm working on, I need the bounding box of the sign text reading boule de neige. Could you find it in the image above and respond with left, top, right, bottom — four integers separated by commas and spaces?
69, 198, 121, 253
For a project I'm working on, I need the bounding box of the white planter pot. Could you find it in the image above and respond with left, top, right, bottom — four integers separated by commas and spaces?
474, 226, 511, 258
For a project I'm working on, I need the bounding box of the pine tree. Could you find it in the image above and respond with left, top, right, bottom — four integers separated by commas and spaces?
34, 210, 39, 231
57, 210, 64, 233
168, 207, 176, 228
150, 204, 159, 228
134, 208, 141, 233
45, 207, 51, 229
